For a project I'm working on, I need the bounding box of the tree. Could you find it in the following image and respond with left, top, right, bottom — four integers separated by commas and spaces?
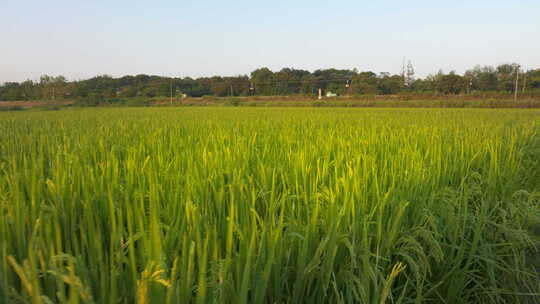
39, 75, 67, 100
2, 63, 540, 102
250, 68, 274, 95
436, 72, 464, 94
496, 63, 518, 92
464, 66, 498, 91
377, 73, 402, 94
352, 72, 378, 95
528, 69, 540, 89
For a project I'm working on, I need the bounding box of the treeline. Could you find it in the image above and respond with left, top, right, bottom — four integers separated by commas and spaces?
1, 64, 540, 101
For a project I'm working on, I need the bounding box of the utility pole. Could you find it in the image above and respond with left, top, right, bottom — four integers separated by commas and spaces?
318, 88, 322, 100
522, 70, 527, 93
170, 79, 173, 105
514, 65, 520, 102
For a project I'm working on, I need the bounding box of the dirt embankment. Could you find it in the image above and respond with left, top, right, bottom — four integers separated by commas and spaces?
0, 100, 74, 108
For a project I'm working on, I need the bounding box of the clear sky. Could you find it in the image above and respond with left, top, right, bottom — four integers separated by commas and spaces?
1, 0, 539, 83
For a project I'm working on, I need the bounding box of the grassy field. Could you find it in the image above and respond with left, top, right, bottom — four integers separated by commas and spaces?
0, 108, 539, 303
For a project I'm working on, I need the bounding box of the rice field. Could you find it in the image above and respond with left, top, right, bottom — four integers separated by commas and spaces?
0, 107, 539, 303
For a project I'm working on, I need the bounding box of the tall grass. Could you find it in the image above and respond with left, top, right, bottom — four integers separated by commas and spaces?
0, 108, 539, 303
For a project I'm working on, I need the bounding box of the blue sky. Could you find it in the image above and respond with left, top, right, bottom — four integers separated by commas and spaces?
1, 0, 539, 82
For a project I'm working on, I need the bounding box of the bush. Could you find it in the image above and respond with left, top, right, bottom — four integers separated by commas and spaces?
75, 92, 103, 106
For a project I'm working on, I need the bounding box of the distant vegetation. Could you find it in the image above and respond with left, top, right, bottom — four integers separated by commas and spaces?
1, 64, 539, 104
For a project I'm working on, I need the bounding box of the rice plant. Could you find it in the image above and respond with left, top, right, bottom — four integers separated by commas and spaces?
0, 107, 539, 303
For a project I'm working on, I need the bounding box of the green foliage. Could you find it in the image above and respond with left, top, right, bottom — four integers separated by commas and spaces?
75, 92, 104, 106
436, 72, 465, 94
0, 108, 539, 303
2, 65, 539, 102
